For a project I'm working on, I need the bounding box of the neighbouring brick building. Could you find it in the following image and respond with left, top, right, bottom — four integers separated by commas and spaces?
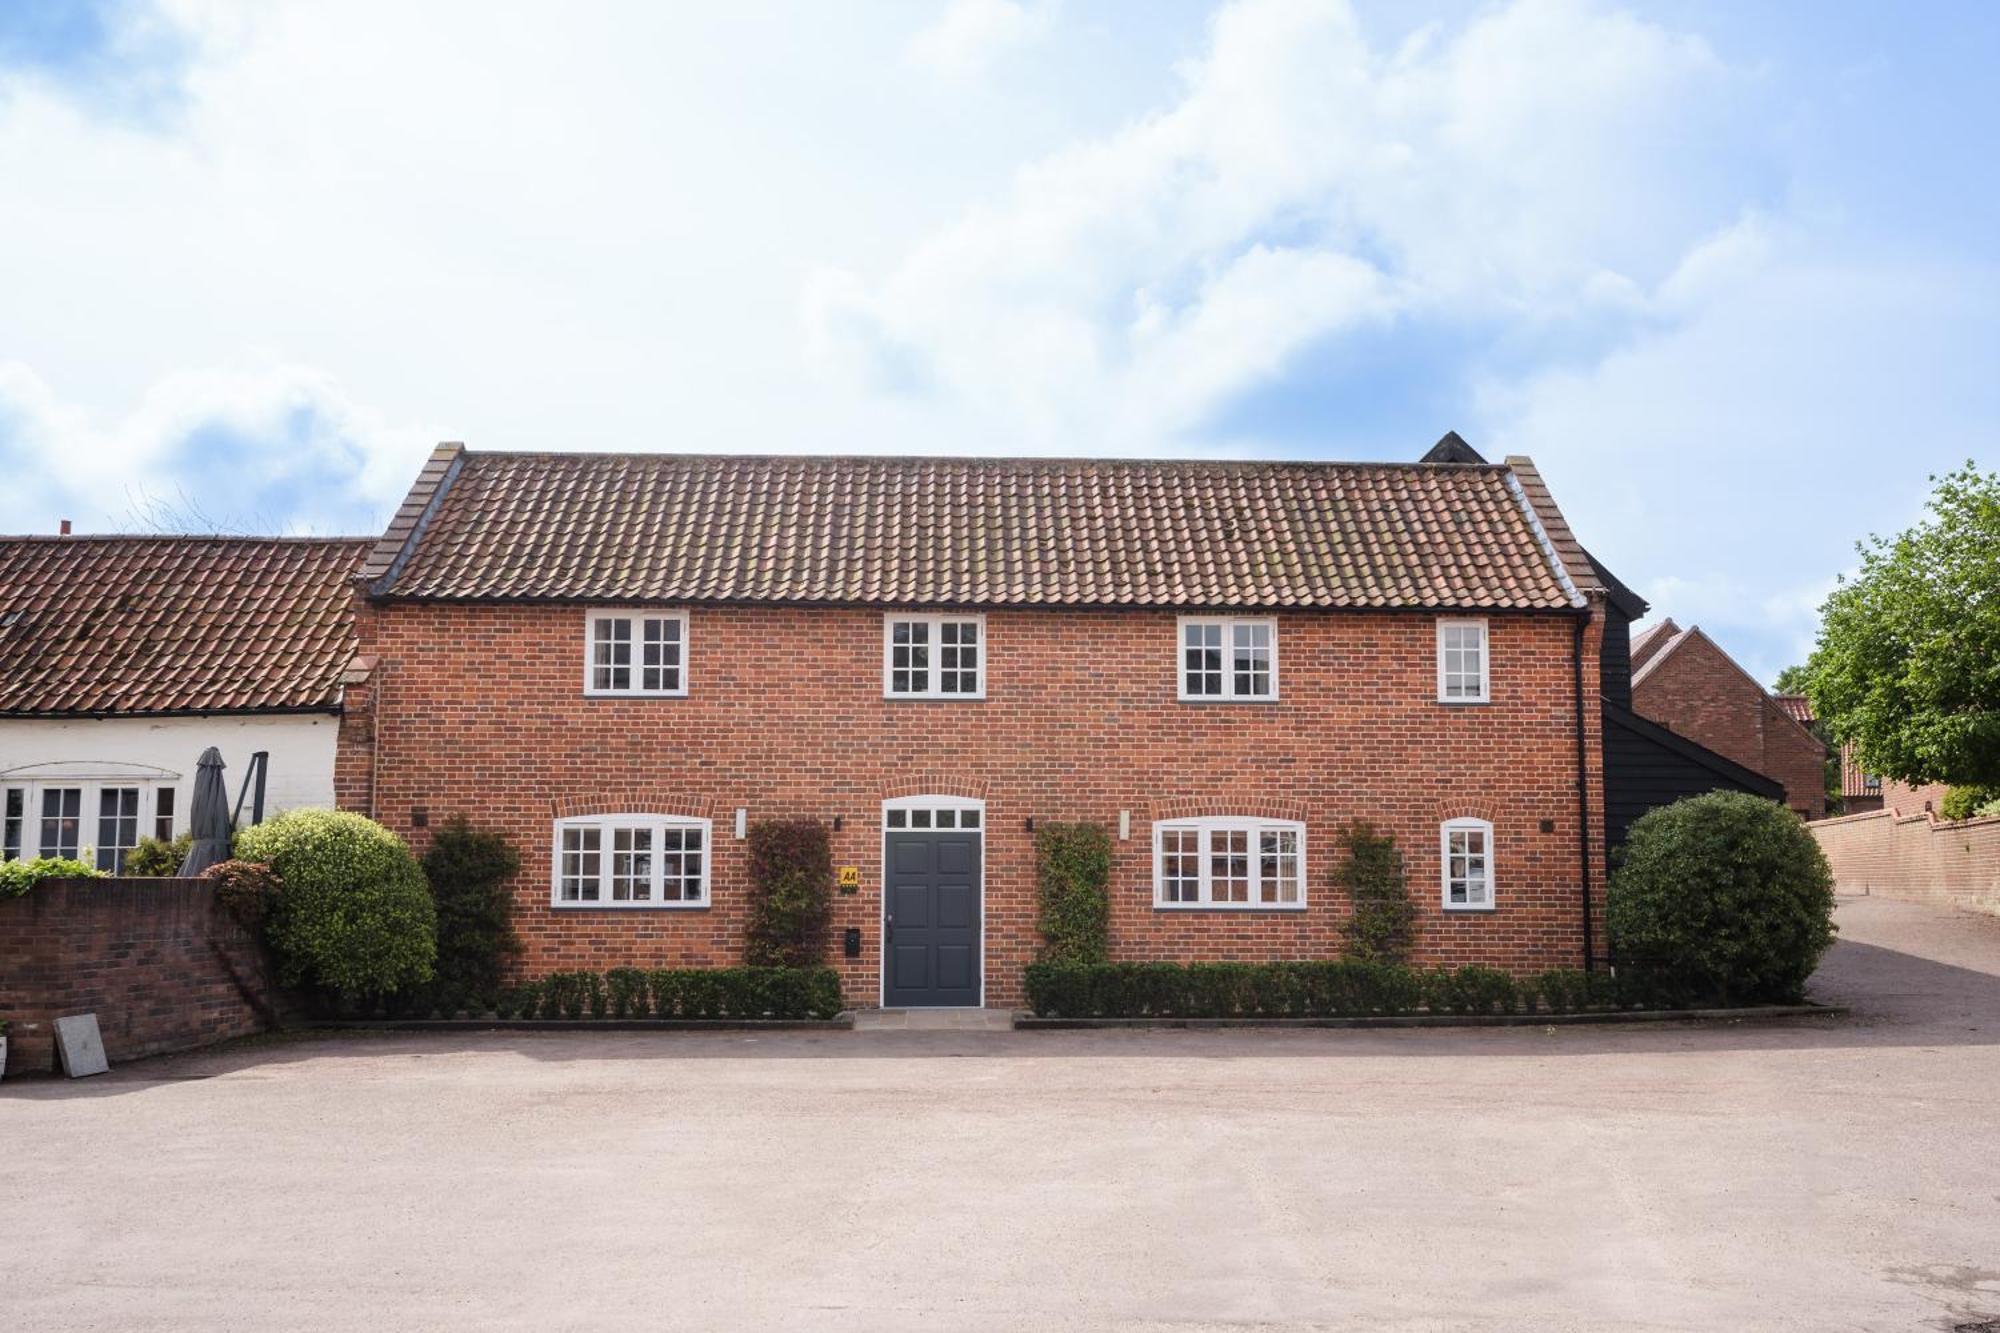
1629, 619, 1827, 820
337, 435, 1670, 1008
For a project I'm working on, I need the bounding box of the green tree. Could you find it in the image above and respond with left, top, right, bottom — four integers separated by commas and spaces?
1772, 664, 1811, 696
1804, 463, 2000, 788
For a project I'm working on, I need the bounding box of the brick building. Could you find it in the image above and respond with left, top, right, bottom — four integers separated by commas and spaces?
340, 438, 1628, 1008
1629, 619, 1827, 819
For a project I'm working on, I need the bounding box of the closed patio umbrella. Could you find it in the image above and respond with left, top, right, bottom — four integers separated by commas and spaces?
177, 747, 232, 877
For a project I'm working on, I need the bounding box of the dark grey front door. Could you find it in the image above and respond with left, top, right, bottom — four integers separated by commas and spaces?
885, 832, 980, 1007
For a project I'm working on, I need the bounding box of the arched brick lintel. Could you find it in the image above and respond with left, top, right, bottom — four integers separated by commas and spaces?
1147, 796, 1311, 824
878, 772, 988, 802
550, 792, 714, 821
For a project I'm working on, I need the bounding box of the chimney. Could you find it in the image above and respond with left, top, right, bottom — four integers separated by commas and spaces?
59, 519, 71, 536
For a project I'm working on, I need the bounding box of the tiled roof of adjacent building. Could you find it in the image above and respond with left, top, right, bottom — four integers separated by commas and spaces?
361, 446, 1592, 611
0, 536, 370, 716
1774, 693, 1814, 725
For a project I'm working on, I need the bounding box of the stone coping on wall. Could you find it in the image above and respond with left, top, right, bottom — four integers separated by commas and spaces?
1809, 806, 2000, 831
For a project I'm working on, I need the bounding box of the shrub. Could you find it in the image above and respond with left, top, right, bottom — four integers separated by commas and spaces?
204, 859, 281, 929
494, 979, 543, 1020
1336, 822, 1415, 964
235, 809, 437, 1002
1534, 968, 1591, 1014
419, 817, 522, 1015
540, 970, 605, 1020
647, 966, 843, 1020
0, 856, 103, 898
1941, 785, 2000, 821
125, 832, 194, 877
1023, 960, 1525, 1019
744, 819, 834, 967
1034, 822, 1111, 964
1608, 791, 1836, 1005
606, 967, 650, 1018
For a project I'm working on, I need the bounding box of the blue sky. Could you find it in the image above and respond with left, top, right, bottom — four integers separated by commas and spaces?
0, 0, 1994, 684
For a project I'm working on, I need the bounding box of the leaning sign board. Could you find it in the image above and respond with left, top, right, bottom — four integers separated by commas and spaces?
55, 1013, 109, 1078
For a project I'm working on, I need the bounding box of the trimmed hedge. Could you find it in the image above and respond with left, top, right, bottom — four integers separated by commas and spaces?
1034, 821, 1111, 964
493, 967, 843, 1021
1026, 961, 1656, 1019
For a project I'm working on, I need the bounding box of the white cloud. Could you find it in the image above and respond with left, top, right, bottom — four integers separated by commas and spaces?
812, 0, 1755, 447
0, 361, 436, 533
906, 0, 1049, 79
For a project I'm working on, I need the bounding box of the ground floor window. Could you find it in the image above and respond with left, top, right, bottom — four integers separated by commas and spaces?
1152, 817, 1305, 908
1441, 818, 1494, 910
0, 779, 179, 866
552, 815, 709, 908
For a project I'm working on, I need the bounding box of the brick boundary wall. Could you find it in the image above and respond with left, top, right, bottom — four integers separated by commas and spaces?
0, 878, 282, 1077
1808, 808, 2000, 908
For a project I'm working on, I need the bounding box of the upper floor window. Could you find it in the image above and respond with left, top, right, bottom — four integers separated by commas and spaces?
585, 609, 688, 697
1153, 816, 1304, 909
552, 814, 709, 908
1179, 617, 1277, 701
1436, 618, 1489, 703
1441, 818, 1494, 910
883, 614, 984, 699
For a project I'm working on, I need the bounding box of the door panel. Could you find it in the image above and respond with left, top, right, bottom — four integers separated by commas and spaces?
884, 831, 981, 1007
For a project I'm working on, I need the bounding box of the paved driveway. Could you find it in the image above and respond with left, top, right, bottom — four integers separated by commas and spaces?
5, 895, 1999, 1332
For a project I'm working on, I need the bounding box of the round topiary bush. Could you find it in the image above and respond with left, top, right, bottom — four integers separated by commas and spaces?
235, 809, 437, 1002
1608, 791, 1836, 1005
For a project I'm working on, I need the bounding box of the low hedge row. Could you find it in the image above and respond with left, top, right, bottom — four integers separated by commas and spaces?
1023, 960, 1632, 1019
492, 966, 843, 1021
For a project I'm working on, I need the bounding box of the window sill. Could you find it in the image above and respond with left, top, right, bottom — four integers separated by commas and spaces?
1441, 904, 1497, 914
1152, 902, 1308, 913
1435, 698, 1491, 706
549, 902, 710, 912
582, 690, 689, 700
882, 694, 988, 702
1175, 696, 1281, 705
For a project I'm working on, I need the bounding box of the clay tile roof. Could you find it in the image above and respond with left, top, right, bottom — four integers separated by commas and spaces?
1774, 693, 1814, 725
368, 449, 1590, 611
0, 536, 369, 716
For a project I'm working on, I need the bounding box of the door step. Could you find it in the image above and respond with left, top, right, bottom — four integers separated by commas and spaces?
853, 1008, 1016, 1032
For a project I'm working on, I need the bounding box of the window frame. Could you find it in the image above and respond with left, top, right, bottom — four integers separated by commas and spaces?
1435, 617, 1491, 704
1440, 817, 1496, 912
582, 608, 691, 699
1151, 816, 1307, 910
0, 776, 180, 864
1176, 616, 1280, 703
881, 612, 987, 700
549, 813, 712, 910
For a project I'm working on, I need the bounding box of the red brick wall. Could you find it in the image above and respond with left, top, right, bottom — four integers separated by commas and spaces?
1810, 809, 2000, 906
339, 600, 1609, 1006
0, 878, 279, 1075
1632, 633, 1826, 819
